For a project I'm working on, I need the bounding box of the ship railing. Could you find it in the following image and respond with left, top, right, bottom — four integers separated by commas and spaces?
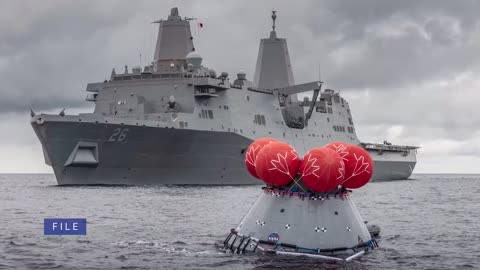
361, 142, 419, 151
247, 87, 274, 95
112, 73, 183, 81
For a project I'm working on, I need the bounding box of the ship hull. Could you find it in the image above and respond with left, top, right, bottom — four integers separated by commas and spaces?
367, 149, 417, 181
31, 115, 258, 185
32, 115, 416, 185
371, 160, 416, 181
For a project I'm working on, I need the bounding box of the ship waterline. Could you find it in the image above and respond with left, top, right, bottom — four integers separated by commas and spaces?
31, 114, 415, 185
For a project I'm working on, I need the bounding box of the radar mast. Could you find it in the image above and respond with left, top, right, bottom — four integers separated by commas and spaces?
271, 10, 277, 32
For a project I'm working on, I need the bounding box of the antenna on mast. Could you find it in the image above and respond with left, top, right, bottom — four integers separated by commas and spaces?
271, 10, 277, 32
318, 62, 322, 82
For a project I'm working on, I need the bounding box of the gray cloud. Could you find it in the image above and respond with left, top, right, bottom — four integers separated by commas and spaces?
0, 0, 139, 113
344, 69, 480, 140
295, 0, 480, 89
0, 2, 132, 56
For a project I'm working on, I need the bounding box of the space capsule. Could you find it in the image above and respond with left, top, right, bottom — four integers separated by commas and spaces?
224, 139, 378, 262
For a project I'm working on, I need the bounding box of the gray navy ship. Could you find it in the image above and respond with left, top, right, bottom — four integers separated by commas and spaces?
30, 8, 418, 185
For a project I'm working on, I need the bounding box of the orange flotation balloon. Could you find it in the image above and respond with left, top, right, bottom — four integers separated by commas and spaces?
245, 138, 277, 179
326, 142, 374, 189
299, 147, 345, 193
254, 141, 301, 186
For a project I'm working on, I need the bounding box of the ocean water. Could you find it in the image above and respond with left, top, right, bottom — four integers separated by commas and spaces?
0, 174, 478, 270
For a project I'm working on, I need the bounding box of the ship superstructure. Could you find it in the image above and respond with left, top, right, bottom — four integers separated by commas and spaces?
31, 8, 418, 185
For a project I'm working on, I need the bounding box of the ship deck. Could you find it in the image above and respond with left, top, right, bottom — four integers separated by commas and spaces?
361, 142, 419, 152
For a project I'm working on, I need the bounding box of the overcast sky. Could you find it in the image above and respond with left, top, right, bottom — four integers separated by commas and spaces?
1, 0, 479, 173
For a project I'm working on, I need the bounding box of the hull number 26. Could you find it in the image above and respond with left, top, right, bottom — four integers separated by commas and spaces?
108, 128, 129, 142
